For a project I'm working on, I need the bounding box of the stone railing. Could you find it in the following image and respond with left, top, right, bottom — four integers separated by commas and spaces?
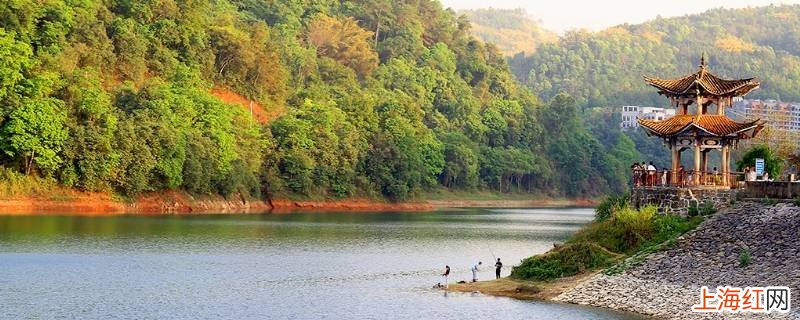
742, 181, 800, 199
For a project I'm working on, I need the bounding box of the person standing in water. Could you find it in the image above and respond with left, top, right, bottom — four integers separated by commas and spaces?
494, 258, 502, 279
471, 261, 482, 282
441, 265, 450, 288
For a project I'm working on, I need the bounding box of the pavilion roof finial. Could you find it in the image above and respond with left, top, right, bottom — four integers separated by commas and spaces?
699, 52, 706, 69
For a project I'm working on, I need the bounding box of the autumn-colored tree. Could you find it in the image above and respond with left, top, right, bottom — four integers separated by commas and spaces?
714, 35, 755, 52
306, 14, 378, 76
209, 21, 287, 105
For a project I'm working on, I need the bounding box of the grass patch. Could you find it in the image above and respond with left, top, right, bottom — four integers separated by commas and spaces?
688, 200, 715, 216
0, 167, 73, 199
594, 194, 629, 222
794, 197, 800, 207
763, 197, 778, 206
511, 242, 620, 281
738, 248, 751, 267
701, 201, 717, 216
511, 197, 704, 281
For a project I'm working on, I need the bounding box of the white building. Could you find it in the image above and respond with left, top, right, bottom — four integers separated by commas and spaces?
620, 106, 676, 130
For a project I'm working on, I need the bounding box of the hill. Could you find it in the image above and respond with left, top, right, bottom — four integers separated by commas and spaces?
459, 8, 557, 56
511, 5, 800, 108
0, 0, 640, 202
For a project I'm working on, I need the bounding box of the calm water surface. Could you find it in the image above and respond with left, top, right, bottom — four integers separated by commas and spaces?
0, 208, 645, 319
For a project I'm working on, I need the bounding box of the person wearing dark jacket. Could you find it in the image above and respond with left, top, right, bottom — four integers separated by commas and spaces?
441, 265, 450, 288
494, 258, 502, 279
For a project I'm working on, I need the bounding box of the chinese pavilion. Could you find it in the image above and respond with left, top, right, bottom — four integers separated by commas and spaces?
637, 55, 764, 186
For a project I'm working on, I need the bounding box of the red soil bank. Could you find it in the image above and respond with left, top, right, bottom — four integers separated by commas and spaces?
0, 189, 593, 215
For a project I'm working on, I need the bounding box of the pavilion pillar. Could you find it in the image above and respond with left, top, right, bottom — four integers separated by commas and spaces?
721, 144, 730, 186
696, 95, 705, 115
671, 143, 680, 185
701, 150, 709, 172
694, 137, 702, 184
677, 100, 688, 115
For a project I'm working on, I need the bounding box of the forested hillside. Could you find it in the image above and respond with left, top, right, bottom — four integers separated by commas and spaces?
509, 5, 800, 108
459, 8, 557, 56
0, 0, 640, 201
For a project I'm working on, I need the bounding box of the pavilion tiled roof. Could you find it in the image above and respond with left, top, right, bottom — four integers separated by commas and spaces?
644, 66, 759, 97
638, 114, 764, 137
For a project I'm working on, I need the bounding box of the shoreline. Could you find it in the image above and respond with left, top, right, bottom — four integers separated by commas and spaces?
555, 202, 800, 319
445, 272, 598, 300
0, 191, 596, 215
450, 202, 800, 319
445, 274, 653, 319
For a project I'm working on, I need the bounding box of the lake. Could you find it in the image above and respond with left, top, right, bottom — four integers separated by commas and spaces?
0, 208, 645, 319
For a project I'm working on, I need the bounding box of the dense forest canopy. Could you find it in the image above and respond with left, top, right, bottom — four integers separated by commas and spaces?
0, 0, 645, 201
508, 5, 800, 108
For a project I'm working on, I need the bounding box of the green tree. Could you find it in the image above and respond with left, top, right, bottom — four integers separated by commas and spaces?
0, 29, 33, 102
60, 69, 119, 190
2, 97, 69, 175
737, 144, 784, 178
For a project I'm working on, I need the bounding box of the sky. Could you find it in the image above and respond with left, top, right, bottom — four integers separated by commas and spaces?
440, 0, 800, 33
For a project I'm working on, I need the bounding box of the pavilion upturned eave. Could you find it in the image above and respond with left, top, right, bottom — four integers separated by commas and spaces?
637, 115, 764, 138
643, 69, 760, 97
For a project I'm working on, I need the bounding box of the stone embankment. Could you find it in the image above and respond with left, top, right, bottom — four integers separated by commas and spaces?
630, 186, 737, 215
557, 202, 800, 319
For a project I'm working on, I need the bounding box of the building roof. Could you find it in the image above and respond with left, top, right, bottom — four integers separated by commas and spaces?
637, 114, 764, 138
643, 58, 760, 97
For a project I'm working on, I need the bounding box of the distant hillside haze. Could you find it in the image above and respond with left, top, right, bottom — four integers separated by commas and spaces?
506, 4, 800, 108
459, 8, 557, 56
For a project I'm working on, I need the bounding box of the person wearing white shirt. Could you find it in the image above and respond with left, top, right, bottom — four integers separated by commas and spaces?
471, 261, 482, 282
745, 167, 757, 182
647, 162, 656, 186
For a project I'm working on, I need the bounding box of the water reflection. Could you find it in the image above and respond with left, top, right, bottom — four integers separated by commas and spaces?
0, 208, 645, 319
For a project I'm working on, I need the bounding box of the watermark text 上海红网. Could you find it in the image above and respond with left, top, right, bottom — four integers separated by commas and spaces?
692, 286, 791, 313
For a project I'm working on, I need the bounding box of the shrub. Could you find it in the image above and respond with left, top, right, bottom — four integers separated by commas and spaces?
0, 166, 76, 200
0, 166, 54, 198
510, 242, 619, 281
687, 201, 699, 216
595, 194, 629, 222
794, 197, 800, 207
700, 201, 717, 216
763, 197, 778, 206
614, 205, 656, 250
736, 144, 784, 179
572, 205, 660, 255
739, 248, 751, 267
513, 203, 703, 282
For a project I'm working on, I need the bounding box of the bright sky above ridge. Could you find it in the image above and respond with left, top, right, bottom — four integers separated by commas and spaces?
440, 0, 800, 33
